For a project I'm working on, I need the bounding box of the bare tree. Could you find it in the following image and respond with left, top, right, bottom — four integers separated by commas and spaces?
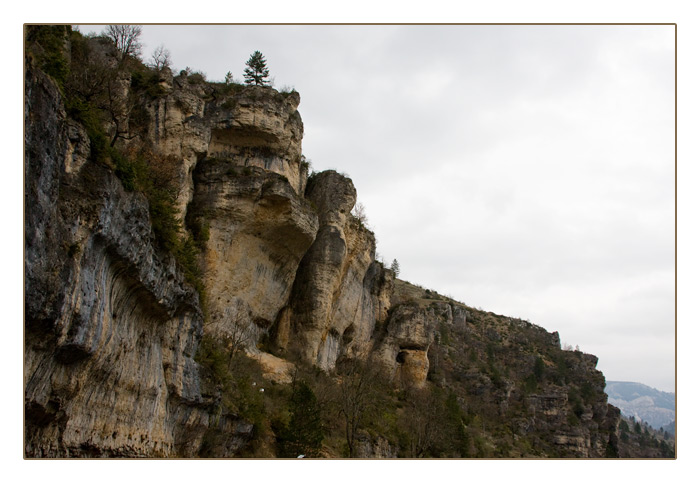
210, 306, 256, 369
401, 388, 442, 457
104, 25, 143, 63
149, 44, 171, 71
65, 36, 115, 104
224, 314, 255, 359
335, 358, 380, 457
351, 202, 368, 226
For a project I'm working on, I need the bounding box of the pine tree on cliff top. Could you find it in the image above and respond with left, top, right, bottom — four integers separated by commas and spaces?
243, 50, 270, 86
391, 259, 400, 277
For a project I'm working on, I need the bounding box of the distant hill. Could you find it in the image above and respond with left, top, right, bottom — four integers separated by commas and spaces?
605, 381, 675, 430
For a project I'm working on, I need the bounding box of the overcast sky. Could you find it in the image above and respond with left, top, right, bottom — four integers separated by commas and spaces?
80, 24, 676, 393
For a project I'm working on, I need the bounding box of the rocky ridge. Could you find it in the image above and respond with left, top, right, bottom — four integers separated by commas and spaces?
24, 28, 668, 458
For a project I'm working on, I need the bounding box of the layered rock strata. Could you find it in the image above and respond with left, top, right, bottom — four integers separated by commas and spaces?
139, 71, 307, 224
24, 65, 250, 457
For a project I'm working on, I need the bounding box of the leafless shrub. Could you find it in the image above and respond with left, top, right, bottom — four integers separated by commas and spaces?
103, 25, 143, 63
149, 44, 171, 72
351, 202, 370, 230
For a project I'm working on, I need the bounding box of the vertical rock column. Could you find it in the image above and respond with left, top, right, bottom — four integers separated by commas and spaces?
282, 171, 357, 367
277, 171, 392, 370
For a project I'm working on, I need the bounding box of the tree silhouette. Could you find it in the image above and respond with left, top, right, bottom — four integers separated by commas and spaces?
149, 44, 171, 72
390, 259, 400, 278
104, 25, 142, 65
244, 51, 270, 86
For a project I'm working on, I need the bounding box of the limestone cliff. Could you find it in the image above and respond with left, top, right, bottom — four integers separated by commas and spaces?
23, 31, 395, 456
25, 27, 668, 458
275, 170, 393, 370
24, 64, 248, 457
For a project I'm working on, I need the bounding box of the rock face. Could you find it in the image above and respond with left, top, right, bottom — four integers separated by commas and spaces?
520, 354, 617, 457
274, 171, 394, 370
24, 32, 628, 457
375, 304, 437, 388
138, 70, 319, 360
205, 86, 306, 193
356, 433, 398, 458
189, 159, 317, 349
24, 65, 250, 457
24, 57, 392, 457
138, 71, 307, 225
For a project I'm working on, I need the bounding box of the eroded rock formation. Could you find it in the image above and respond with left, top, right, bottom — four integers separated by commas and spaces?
25, 65, 249, 457
274, 171, 394, 370
24, 32, 630, 457
24, 57, 396, 456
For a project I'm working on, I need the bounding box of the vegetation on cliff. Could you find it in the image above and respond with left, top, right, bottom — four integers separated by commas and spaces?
24, 25, 674, 459
25, 25, 206, 300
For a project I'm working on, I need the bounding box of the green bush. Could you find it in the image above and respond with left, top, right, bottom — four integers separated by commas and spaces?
196, 334, 233, 386
188, 217, 210, 250
187, 71, 206, 84
579, 381, 595, 404
131, 68, 167, 98
524, 374, 538, 394
26, 25, 70, 89
196, 335, 265, 424
533, 356, 545, 381
65, 97, 112, 165
277, 380, 324, 457
222, 98, 237, 110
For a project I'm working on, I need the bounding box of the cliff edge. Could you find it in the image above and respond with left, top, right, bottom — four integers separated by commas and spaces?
25, 27, 671, 458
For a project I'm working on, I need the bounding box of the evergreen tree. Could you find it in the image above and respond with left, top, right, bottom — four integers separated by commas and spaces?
533, 356, 545, 381
243, 51, 270, 86
277, 380, 324, 457
391, 259, 400, 277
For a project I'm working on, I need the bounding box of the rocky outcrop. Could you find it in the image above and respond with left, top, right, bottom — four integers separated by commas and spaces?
356, 433, 398, 458
522, 358, 615, 457
374, 304, 437, 388
274, 171, 394, 370
205, 86, 306, 193
527, 389, 569, 421
140, 72, 307, 222
139, 72, 320, 364
188, 159, 318, 349
373, 300, 471, 388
